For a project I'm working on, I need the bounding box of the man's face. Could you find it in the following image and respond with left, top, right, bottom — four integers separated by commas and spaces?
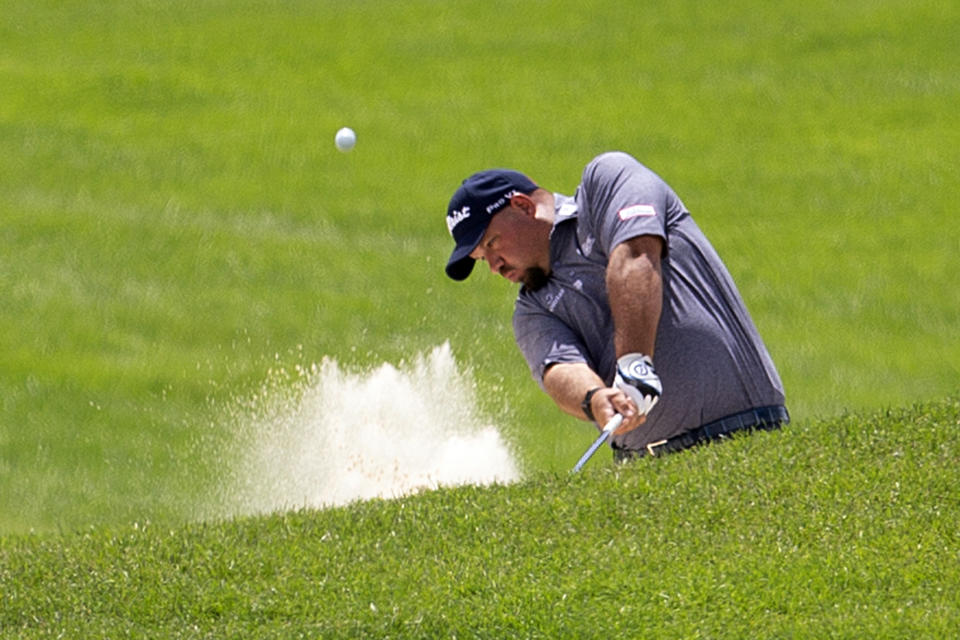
469, 205, 550, 290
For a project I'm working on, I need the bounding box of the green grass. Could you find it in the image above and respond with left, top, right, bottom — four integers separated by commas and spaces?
1, 0, 959, 632
3, 399, 958, 638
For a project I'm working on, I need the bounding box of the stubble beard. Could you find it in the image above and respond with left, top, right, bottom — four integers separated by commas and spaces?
521, 266, 550, 291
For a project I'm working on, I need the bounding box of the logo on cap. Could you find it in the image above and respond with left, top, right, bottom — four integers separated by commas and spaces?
484, 190, 518, 215
447, 206, 471, 235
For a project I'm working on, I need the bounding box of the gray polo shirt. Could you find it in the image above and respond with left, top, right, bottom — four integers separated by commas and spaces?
513, 151, 785, 450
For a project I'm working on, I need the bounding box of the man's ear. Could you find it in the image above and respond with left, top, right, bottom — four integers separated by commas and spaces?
509, 192, 537, 218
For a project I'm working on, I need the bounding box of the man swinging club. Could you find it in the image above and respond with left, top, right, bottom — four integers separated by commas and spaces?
443, 151, 789, 464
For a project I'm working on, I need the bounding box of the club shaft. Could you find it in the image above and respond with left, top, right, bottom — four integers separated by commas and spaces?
572, 414, 623, 472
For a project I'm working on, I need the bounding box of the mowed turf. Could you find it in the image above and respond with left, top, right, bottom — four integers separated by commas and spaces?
1, 0, 957, 552
2, 399, 958, 638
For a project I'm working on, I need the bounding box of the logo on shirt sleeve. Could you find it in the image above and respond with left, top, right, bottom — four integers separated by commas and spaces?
618, 204, 657, 220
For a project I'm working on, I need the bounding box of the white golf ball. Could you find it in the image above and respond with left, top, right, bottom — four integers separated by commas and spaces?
335, 127, 356, 152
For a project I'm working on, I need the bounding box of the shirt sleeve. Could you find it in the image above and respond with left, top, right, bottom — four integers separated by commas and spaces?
512, 300, 593, 388
577, 152, 670, 256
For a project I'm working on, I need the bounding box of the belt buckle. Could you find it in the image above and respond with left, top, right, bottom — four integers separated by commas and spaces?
646, 439, 669, 457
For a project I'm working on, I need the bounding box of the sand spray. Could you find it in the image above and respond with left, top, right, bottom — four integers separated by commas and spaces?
215, 342, 522, 516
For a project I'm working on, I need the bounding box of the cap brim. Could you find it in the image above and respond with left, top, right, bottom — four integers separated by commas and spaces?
445, 243, 477, 280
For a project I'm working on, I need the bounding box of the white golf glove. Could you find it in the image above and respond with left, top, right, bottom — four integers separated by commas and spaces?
614, 353, 662, 417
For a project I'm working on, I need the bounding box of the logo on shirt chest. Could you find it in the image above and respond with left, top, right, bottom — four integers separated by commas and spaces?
543, 277, 585, 312
544, 288, 566, 312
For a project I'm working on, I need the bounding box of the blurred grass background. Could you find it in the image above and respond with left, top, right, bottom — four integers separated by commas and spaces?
1, 0, 957, 533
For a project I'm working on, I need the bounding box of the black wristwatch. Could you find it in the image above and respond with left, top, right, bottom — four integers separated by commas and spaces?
581, 387, 602, 422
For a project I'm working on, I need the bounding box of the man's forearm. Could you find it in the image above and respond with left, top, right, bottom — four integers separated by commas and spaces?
542, 363, 606, 420
606, 236, 663, 358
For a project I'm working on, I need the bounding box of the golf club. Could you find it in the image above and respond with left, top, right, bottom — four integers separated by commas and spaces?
571, 413, 623, 473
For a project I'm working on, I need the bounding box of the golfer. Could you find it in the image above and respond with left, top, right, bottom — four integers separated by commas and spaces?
443, 151, 788, 461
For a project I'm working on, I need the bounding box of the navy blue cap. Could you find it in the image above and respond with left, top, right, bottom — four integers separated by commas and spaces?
444, 169, 538, 280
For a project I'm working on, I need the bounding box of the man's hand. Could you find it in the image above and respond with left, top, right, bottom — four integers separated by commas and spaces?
586, 386, 642, 435
543, 358, 660, 437
614, 353, 662, 420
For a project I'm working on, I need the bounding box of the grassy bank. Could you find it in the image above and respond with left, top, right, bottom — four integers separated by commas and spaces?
2, 399, 958, 637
